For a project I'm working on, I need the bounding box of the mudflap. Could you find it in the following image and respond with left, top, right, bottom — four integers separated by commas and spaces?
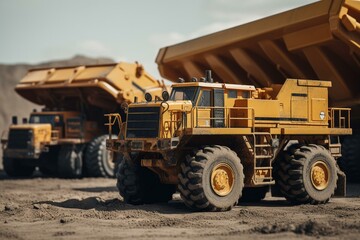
334, 169, 346, 197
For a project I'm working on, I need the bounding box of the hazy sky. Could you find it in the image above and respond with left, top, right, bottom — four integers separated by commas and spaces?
0, 0, 317, 78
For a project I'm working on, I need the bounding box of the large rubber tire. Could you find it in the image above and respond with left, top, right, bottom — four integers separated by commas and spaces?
85, 135, 118, 178
339, 135, 360, 182
272, 144, 300, 199
239, 186, 268, 202
117, 160, 175, 204
178, 145, 244, 211
57, 144, 83, 178
39, 146, 60, 176
113, 152, 123, 176
3, 157, 35, 177
275, 144, 337, 204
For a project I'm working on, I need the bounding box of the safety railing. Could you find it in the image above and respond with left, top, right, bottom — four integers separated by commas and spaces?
162, 110, 185, 138
160, 106, 256, 138
328, 108, 351, 129
104, 113, 125, 140
193, 106, 255, 131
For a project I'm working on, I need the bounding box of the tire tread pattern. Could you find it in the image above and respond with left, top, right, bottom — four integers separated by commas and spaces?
339, 135, 360, 182
275, 144, 337, 205
116, 160, 175, 205
178, 145, 244, 211
85, 135, 113, 178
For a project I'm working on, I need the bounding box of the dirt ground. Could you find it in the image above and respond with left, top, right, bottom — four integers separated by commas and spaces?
0, 170, 360, 240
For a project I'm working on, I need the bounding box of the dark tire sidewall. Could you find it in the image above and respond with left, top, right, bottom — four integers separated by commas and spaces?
302, 151, 337, 202
202, 151, 243, 209
3, 158, 35, 177
58, 144, 83, 178
100, 138, 114, 177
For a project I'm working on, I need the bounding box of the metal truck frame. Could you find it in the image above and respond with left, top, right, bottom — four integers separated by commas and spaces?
106, 71, 351, 211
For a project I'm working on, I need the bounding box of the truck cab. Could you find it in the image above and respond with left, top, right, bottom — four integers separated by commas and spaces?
2, 109, 102, 177
3, 110, 89, 159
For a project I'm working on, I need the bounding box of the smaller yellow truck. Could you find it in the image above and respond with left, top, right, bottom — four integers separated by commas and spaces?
2, 62, 168, 178
106, 70, 351, 211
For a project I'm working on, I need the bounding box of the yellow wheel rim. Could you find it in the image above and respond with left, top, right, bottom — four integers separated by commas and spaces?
310, 160, 329, 190
211, 163, 235, 196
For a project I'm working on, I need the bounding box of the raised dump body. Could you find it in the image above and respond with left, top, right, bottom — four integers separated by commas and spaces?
156, 0, 360, 119
16, 62, 165, 111
2, 62, 169, 178
156, 0, 360, 181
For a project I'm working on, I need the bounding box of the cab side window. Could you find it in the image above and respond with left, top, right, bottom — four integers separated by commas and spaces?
228, 90, 237, 98
198, 90, 211, 106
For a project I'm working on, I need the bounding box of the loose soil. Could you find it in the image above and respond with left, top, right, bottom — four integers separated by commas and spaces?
1, 170, 359, 240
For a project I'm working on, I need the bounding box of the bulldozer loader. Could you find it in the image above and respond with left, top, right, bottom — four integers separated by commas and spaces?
106, 70, 351, 211
1, 62, 168, 178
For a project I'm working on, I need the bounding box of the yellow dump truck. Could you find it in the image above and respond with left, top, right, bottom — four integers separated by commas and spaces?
2, 62, 167, 178
156, 0, 360, 181
106, 70, 351, 211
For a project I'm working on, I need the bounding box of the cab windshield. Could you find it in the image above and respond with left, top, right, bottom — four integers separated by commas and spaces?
29, 114, 63, 127
170, 87, 198, 105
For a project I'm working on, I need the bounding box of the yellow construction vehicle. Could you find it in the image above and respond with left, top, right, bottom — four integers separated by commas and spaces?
156, 0, 360, 182
106, 70, 351, 211
1, 62, 168, 178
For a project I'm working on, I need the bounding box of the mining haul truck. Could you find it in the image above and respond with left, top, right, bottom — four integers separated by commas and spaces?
1, 62, 167, 178
156, 0, 360, 181
106, 70, 351, 211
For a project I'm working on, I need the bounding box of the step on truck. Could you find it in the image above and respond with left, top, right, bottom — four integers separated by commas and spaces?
106, 71, 351, 211
156, 0, 360, 182
1, 62, 168, 178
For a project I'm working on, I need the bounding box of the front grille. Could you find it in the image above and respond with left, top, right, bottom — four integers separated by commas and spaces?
7, 129, 32, 149
66, 117, 82, 138
126, 107, 160, 138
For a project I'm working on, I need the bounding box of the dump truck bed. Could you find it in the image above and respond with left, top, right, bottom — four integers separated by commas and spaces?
156, 0, 360, 114
16, 62, 166, 111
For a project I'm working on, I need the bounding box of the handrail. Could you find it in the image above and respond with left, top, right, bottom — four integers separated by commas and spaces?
162, 109, 185, 138
194, 106, 255, 131
328, 108, 351, 129
160, 106, 256, 138
104, 113, 123, 140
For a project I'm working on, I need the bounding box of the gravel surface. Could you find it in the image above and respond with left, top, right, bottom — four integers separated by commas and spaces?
1, 170, 360, 240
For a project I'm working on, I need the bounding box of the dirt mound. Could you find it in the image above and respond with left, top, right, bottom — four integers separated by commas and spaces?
254, 220, 340, 237
295, 220, 338, 236
36, 197, 122, 210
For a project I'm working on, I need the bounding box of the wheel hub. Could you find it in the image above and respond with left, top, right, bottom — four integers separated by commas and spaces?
310, 161, 329, 190
211, 163, 234, 196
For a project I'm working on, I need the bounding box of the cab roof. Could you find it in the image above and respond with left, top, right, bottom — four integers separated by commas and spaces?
171, 81, 256, 91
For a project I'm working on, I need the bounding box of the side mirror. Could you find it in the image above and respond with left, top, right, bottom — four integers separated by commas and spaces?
121, 102, 129, 113
162, 91, 169, 101
12, 116, 18, 125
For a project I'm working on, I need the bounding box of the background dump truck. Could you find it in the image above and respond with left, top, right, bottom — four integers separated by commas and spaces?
2, 62, 167, 178
156, 0, 360, 181
106, 71, 351, 211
